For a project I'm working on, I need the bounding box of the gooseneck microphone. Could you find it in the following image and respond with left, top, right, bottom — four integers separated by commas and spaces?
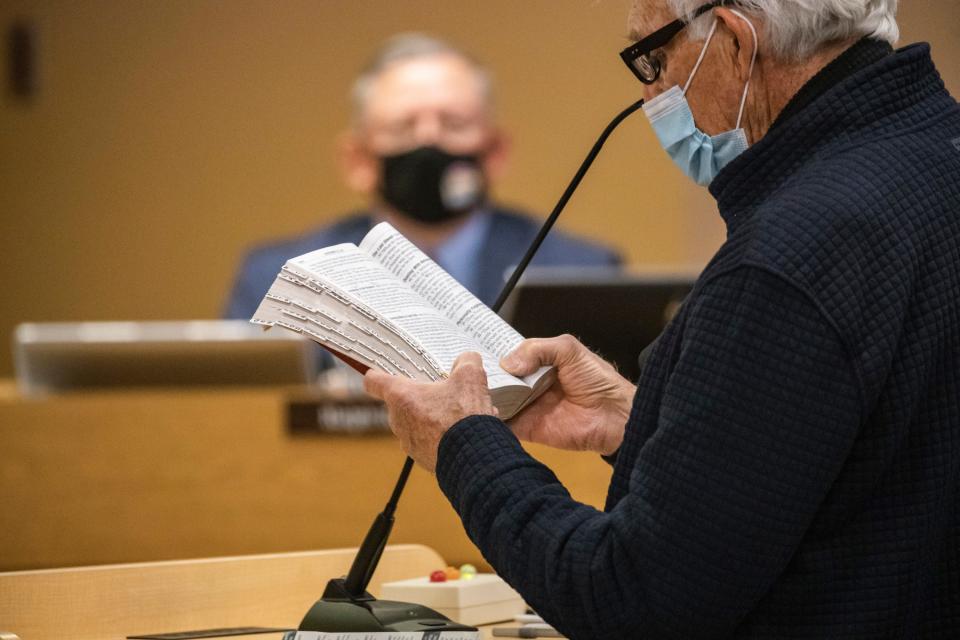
341, 449, 413, 598
490, 99, 647, 313
298, 97, 645, 635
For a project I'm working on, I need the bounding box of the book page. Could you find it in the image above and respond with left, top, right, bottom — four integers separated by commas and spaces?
252, 272, 440, 380
288, 244, 524, 390
360, 222, 550, 386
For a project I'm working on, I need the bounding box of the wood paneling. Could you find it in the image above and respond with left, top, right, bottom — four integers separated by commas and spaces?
0, 544, 449, 640
0, 386, 611, 572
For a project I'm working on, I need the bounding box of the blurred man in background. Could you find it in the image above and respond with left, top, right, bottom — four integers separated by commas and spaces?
225, 33, 621, 319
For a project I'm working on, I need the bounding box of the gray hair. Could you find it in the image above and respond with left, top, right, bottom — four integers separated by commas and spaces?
350, 33, 494, 126
667, 0, 899, 60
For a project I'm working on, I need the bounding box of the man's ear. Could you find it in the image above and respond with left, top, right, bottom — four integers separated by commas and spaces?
715, 8, 758, 82
337, 131, 379, 194
481, 128, 511, 182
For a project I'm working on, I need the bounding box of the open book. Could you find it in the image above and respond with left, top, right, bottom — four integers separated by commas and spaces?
251, 222, 554, 420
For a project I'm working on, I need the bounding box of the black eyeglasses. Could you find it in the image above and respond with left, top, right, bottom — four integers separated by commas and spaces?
619, 0, 731, 84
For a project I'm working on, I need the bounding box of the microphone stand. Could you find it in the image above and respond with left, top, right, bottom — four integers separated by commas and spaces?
297, 98, 645, 636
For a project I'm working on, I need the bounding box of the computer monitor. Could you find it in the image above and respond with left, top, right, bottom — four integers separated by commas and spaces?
501, 268, 698, 382
13, 320, 317, 395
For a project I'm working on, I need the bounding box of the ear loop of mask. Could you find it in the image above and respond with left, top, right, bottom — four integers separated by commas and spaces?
681, 9, 759, 130
682, 19, 719, 95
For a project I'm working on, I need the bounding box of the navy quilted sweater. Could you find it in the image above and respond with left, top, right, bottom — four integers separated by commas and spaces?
436, 42, 960, 638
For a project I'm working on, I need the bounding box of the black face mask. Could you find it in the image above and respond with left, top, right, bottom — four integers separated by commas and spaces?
378, 146, 487, 225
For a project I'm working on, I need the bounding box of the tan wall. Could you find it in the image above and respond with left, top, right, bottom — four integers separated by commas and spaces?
1, 1, 958, 378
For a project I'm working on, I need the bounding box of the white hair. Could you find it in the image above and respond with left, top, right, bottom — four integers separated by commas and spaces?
667, 0, 900, 60
350, 33, 494, 125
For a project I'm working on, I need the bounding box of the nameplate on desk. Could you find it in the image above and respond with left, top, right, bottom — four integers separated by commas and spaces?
294, 632, 478, 640
128, 627, 293, 639
287, 396, 389, 436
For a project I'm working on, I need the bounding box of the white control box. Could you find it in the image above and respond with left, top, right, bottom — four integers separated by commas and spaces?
380, 574, 527, 626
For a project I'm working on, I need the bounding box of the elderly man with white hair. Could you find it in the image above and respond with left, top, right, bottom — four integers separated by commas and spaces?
365, 0, 960, 637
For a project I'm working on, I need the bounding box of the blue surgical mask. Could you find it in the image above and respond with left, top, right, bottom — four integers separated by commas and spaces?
643, 10, 758, 186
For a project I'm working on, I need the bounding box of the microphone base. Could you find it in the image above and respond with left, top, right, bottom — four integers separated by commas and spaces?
296, 578, 479, 636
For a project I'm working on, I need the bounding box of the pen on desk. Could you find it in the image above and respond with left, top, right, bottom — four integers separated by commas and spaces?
513, 614, 545, 624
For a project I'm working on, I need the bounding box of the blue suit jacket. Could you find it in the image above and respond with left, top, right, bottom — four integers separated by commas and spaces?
224, 206, 622, 319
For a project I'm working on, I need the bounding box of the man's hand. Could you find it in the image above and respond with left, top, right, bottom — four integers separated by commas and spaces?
502, 334, 636, 456
364, 352, 496, 473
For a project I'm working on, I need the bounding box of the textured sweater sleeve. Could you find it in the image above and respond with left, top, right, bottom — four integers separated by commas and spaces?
435, 266, 863, 639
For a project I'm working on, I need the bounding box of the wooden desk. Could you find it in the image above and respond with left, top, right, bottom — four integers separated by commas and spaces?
0, 384, 611, 572
0, 544, 503, 640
